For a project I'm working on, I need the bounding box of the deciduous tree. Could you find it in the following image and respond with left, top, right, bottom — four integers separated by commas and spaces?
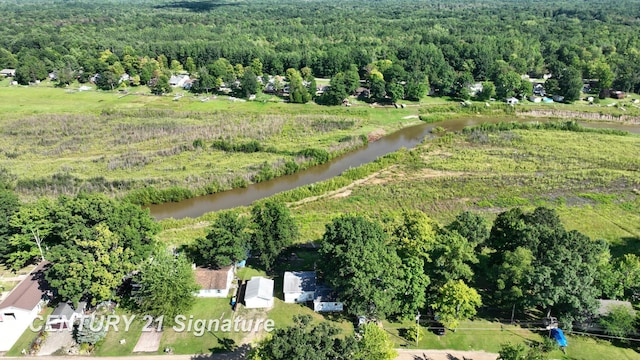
133, 251, 198, 326
431, 280, 482, 330
193, 211, 249, 269
251, 200, 297, 270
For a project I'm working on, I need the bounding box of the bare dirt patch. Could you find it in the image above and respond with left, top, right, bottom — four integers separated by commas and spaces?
330, 189, 352, 198
396, 349, 498, 360
368, 129, 386, 142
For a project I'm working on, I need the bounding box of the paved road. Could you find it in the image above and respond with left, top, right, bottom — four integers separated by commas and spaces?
3, 349, 498, 360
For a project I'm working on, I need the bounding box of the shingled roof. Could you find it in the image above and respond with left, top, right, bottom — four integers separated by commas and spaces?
194, 266, 233, 290
0, 262, 49, 311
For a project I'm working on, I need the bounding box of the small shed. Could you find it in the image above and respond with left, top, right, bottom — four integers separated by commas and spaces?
244, 277, 274, 309
283, 271, 316, 303
528, 96, 542, 103
506, 97, 519, 105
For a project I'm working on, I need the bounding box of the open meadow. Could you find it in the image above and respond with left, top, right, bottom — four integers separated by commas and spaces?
283, 128, 640, 246
0, 85, 421, 202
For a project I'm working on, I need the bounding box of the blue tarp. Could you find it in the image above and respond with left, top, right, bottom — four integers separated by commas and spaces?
551, 328, 568, 347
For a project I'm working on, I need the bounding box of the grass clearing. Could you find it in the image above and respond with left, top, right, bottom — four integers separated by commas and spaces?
384, 319, 640, 360
0, 86, 422, 201
289, 129, 640, 245
93, 308, 146, 356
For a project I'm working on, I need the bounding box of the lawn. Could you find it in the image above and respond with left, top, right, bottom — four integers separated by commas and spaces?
384, 319, 640, 360
156, 295, 351, 354
93, 307, 146, 356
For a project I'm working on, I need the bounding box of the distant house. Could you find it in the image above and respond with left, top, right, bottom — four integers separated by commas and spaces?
506, 97, 519, 105
313, 285, 344, 313
610, 90, 625, 100
119, 73, 130, 84
354, 87, 370, 98
0, 69, 16, 77
552, 95, 565, 103
533, 83, 546, 96
283, 271, 316, 303
194, 266, 235, 298
528, 96, 542, 103
169, 74, 190, 88
575, 299, 635, 332
46, 301, 85, 330
468, 83, 483, 97
244, 276, 274, 308
0, 262, 50, 352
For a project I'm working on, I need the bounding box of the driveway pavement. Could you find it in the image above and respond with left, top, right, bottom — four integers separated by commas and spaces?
38, 330, 74, 355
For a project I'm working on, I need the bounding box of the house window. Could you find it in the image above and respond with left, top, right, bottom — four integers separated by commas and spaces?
3, 312, 16, 320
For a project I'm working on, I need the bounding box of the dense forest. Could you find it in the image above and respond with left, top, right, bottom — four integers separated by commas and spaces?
2, 0, 640, 100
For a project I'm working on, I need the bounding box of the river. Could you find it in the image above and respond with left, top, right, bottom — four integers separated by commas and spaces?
148, 117, 640, 219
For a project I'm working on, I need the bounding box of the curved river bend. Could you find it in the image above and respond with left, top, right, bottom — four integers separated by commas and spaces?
148, 118, 640, 219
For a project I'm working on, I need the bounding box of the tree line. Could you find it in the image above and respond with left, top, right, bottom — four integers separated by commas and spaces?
2, 0, 640, 102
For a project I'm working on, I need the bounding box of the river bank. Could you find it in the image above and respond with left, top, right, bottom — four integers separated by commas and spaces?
149, 115, 640, 220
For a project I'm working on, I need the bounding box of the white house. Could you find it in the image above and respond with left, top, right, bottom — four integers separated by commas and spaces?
244, 276, 274, 309
0, 262, 49, 352
194, 266, 235, 298
313, 286, 344, 313
528, 96, 542, 103
0, 69, 16, 77
283, 271, 316, 303
468, 82, 484, 97
169, 74, 190, 88
506, 97, 519, 105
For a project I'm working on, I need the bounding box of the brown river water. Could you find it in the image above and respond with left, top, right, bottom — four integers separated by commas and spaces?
148, 117, 640, 219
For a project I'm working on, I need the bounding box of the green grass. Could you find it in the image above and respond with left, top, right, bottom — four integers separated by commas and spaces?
156, 295, 351, 354
0, 86, 423, 201
384, 319, 640, 360
289, 129, 640, 244
158, 297, 240, 355
93, 308, 146, 356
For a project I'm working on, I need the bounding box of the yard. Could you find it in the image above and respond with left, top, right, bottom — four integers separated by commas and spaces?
384, 319, 640, 360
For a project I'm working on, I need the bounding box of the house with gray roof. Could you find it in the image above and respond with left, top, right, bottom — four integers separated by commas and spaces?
283, 271, 316, 303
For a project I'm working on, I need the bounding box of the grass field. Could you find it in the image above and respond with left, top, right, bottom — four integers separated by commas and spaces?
288, 129, 640, 244
0, 85, 423, 201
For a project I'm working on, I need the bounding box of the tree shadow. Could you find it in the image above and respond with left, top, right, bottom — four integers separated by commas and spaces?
610, 236, 640, 258
190, 344, 252, 360
154, 0, 240, 12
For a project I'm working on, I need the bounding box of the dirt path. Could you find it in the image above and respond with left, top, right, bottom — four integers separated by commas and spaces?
289, 168, 394, 208
396, 349, 498, 360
